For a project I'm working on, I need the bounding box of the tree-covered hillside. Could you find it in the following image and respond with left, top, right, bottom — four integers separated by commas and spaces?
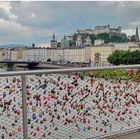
72, 32, 128, 45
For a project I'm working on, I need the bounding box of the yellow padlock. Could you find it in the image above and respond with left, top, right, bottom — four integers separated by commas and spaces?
32, 106, 36, 112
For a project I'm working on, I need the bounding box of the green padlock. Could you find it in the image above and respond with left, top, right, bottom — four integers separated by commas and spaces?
76, 108, 80, 112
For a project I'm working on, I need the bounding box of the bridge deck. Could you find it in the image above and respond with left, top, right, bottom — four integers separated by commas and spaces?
114, 131, 140, 139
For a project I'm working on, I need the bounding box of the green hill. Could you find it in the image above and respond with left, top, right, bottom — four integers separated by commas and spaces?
73, 32, 128, 45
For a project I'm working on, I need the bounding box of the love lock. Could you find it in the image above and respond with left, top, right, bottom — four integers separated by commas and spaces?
9, 132, 12, 137
32, 106, 36, 112
31, 125, 33, 129
12, 123, 15, 127
0, 103, 3, 108
3, 93, 6, 98
32, 114, 37, 120
18, 127, 22, 132
1, 134, 4, 139
15, 119, 18, 123
28, 119, 31, 124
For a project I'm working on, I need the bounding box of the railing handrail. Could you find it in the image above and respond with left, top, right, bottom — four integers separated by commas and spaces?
0, 64, 140, 76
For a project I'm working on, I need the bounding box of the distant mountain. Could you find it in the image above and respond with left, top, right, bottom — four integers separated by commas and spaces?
0, 44, 31, 48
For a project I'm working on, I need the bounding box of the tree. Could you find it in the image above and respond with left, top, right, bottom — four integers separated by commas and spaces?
110, 36, 123, 43
107, 50, 140, 65
97, 33, 109, 43
107, 50, 126, 65
121, 50, 131, 65
130, 35, 136, 42
89, 35, 97, 44
127, 50, 140, 64
69, 40, 75, 46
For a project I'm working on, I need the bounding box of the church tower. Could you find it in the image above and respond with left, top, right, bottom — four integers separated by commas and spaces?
32, 43, 35, 48
52, 33, 55, 40
76, 35, 82, 46
50, 33, 57, 48
135, 26, 139, 42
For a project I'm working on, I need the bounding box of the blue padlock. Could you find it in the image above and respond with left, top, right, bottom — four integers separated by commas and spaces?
32, 114, 37, 120
3, 92, 6, 98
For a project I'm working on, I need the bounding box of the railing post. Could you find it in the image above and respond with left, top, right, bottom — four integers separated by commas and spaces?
21, 74, 28, 139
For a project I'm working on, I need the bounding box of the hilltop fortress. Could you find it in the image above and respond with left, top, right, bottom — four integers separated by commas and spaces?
77, 25, 121, 35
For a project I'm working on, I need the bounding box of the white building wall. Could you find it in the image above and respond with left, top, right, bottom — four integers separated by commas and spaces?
64, 49, 69, 61
55, 49, 64, 60
113, 42, 139, 51
2, 49, 11, 60
64, 48, 85, 63
77, 29, 91, 34
94, 39, 104, 46
22, 48, 47, 62
46, 49, 56, 61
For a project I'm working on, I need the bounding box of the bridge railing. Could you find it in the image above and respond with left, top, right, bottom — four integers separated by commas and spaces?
1, 64, 140, 139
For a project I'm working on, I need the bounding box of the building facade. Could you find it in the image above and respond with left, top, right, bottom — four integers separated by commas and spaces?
64, 47, 85, 63
94, 39, 104, 46
113, 42, 140, 51
18, 41, 140, 66
86, 45, 114, 66
22, 48, 47, 62
66, 35, 73, 41
0, 49, 3, 61
10, 49, 22, 61
46, 47, 86, 63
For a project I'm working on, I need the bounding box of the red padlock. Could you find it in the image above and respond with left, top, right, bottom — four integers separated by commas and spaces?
18, 127, 22, 132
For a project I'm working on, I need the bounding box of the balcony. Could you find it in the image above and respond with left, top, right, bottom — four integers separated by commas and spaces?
0, 65, 140, 139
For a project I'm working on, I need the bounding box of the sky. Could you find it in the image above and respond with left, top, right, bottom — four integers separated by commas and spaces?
0, 1, 140, 46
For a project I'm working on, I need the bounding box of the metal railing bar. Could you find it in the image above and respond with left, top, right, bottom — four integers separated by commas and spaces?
0, 64, 140, 76
21, 74, 28, 139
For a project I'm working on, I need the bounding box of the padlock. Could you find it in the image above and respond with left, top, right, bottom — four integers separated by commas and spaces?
1, 134, 4, 139
32, 114, 37, 120
32, 106, 36, 112
36, 126, 40, 131
18, 127, 22, 132
43, 118, 46, 122
31, 125, 33, 129
12, 123, 15, 127
40, 120, 43, 124
9, 132, 12, 137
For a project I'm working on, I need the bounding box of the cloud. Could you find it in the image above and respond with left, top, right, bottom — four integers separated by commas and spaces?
122, 29, 136, 36
37, 43, 50, 48
0, 18, 31, 36
0, 2, 17, 20
31, 13, 35, 18
130, 20, 140, 25
0, 17, 55, 45
0, 1, 140, 45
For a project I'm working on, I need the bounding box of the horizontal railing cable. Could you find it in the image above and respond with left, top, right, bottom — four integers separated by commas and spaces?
0, 64, 140, 76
